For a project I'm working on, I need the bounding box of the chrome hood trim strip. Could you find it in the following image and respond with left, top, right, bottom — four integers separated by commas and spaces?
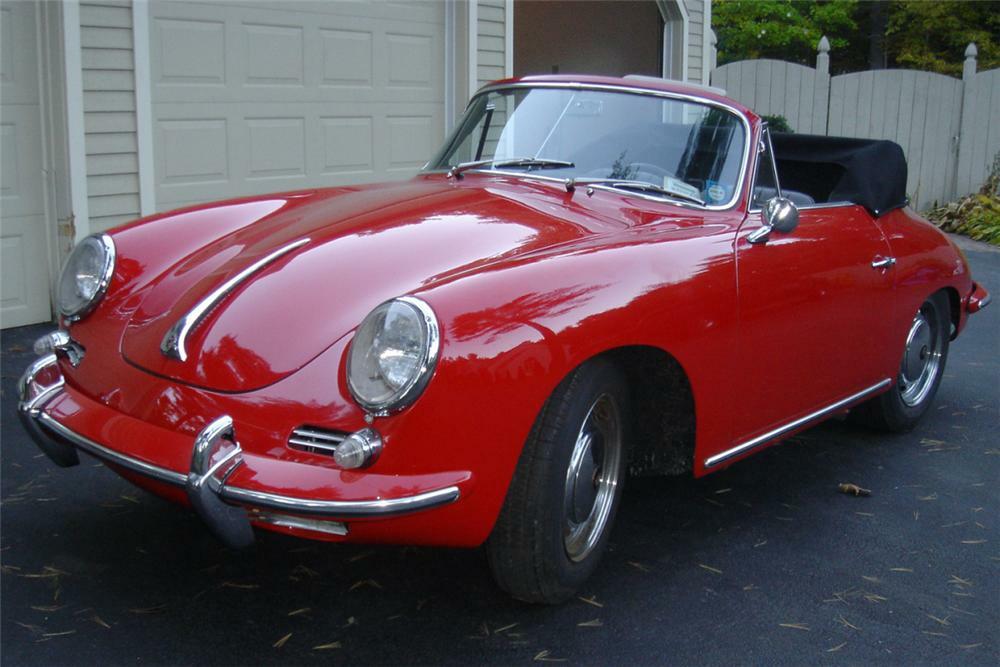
160, 238, 310, 362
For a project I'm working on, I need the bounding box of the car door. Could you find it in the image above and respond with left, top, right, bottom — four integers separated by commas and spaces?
728, 133, 897, 460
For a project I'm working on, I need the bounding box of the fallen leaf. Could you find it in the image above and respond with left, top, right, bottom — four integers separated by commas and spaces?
578, 595, 603, 608
494, 622, 518, 634
273, 633, 292, 648
960, 539, 986, 545
838, 483, 871, 497
312, 641, 341, 650
836, 615, 859, 630
221, 581, 259, 590
627, 561, 650, 572
287, 608, 311, 617
958, 643, 982, 650
90, 616, 111, 629
698, 564, 722, 575
577, 619, 603, 627
533, 650, 567, 662
826, 642, 847, 652
779, 623, 810, 631
128, 605, 167, 615
890, 568, 913, 573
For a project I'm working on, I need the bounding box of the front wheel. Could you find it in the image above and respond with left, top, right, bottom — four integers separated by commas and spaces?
852, 291, 951, 431
486, 359, 629, 604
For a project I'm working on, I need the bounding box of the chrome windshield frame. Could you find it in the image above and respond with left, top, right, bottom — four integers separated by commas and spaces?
427, 81, 754, 212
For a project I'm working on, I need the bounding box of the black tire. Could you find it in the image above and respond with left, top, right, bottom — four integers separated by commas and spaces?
486, 358, 629, 604
851, 291, 951, 432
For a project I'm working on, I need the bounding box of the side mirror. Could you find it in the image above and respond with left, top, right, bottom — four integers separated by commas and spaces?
748, 196, 799, 244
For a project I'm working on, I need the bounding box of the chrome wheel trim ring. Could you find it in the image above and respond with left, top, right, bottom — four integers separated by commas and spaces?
898, 306, 943, 407
563, 393, 623, 562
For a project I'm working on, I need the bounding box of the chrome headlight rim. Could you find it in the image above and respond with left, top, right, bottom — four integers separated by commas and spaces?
58, 234, 116, 322
346, 295, 441, 416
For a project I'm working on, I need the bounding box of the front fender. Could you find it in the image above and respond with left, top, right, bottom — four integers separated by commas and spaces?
392, 218, 740, 540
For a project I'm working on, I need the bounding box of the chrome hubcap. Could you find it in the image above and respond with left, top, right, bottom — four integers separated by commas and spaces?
899, 308, 942, 407
564, 394, 622, 562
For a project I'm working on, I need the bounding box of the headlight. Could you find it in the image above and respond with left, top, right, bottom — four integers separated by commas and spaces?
57, 234, 116, 321
347, 296, 440, 415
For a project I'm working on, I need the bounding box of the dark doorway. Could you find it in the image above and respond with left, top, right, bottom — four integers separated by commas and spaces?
514, 1, 663, 78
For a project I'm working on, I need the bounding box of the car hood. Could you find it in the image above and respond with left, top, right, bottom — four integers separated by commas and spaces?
120, 178, 620, 392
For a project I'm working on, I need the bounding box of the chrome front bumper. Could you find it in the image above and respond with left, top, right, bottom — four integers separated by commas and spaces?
18, 353, 460, 548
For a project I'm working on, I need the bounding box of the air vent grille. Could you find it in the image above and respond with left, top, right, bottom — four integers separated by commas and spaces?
288, 426, 347, 457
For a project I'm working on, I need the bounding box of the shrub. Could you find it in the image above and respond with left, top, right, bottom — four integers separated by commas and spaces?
761, 114, 793, 133
927, 152, 1000, 246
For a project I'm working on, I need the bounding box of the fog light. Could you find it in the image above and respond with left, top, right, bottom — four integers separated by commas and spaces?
334, 428, 382, 469
33, 331, 70, 356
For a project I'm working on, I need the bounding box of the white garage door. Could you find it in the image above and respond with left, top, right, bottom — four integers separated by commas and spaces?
1, 2, 53, 327
149, 1, 446, 212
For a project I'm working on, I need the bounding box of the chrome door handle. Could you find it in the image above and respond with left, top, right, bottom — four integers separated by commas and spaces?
871, 256, 896, 270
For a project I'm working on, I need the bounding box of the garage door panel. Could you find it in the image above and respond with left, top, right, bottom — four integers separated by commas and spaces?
0, 214, 51, 327
0, 4, 40, 106
154, 105, 442, 208
151, 1, 445, 210
212, 1, 444, 25
0, 1, 51, 326
151, 6, 442, 104
1, 113, 44, 217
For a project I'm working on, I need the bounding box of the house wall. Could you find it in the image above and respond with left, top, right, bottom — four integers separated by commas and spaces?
684, 0, 705, 84
80, 0, 140, 233
476, 0, 507, 89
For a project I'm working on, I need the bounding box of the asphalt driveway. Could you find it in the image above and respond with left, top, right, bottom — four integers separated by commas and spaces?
1, 236, 997, 666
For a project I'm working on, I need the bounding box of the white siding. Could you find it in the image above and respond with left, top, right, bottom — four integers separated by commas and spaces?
684, 0, 704, 84
477, 0, 507, 88
80, 0, 141, 232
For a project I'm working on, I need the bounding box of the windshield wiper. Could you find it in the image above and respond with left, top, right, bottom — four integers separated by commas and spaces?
448, 157, 575, 180
569, 178, 705, 206
492, 158, 575, 171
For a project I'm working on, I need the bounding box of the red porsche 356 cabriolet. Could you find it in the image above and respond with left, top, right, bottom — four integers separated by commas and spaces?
19, 75, 990, 603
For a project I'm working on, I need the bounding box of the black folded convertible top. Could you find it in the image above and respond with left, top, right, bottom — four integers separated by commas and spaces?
771, 133, 908, 217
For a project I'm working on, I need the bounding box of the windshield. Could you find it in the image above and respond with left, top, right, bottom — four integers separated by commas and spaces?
428, 86, 748, 207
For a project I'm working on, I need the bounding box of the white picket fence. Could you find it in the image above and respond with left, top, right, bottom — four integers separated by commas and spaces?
712, 40, 999, 210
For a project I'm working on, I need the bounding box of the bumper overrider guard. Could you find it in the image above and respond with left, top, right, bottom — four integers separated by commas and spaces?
18, 352, 461, 548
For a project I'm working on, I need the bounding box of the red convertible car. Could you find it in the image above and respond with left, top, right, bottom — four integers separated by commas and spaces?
18, 75, 990, 603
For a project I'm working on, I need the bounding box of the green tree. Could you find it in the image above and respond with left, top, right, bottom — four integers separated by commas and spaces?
713, 0, 859, 67
886, 1, 1000, 76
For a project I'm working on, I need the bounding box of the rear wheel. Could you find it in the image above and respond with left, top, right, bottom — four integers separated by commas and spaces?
486, 359, 628, 604
852, 291, 950, 431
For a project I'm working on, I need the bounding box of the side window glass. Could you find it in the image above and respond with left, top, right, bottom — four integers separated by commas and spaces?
752, 127, 778, 208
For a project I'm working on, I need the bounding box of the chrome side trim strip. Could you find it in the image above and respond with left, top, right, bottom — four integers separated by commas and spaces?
161, 238, 310, 361
704, 379, 892, 469
37, 411, 189, 486
220, 484, 461, 518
